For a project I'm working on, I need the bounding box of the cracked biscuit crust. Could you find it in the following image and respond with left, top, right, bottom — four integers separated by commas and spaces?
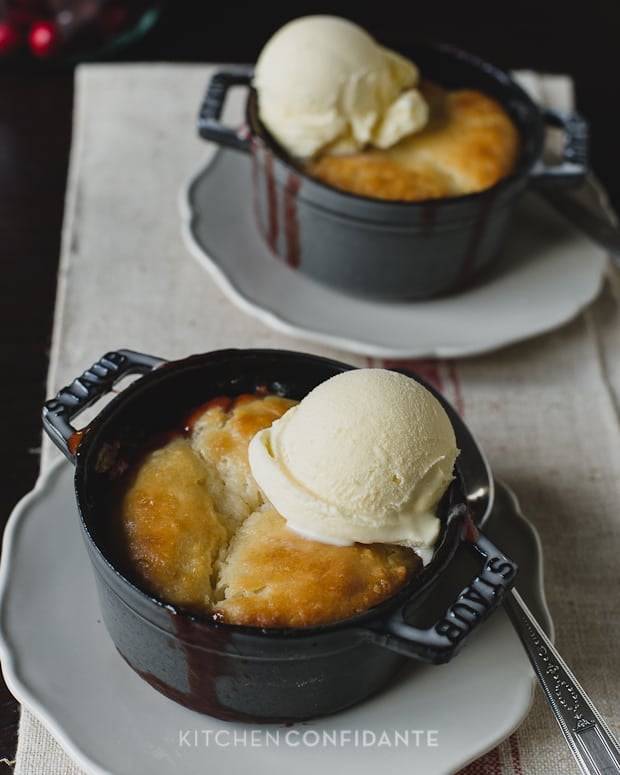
119, 438, 226, 612
214, 505, 420, 628
118, 394, 421, 625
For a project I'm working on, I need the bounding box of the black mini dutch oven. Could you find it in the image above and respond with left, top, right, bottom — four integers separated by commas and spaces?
43, 348, 517, 722
197, 40, 588, 300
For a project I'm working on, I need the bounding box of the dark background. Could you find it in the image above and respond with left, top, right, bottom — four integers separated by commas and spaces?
0, 0, 618, 763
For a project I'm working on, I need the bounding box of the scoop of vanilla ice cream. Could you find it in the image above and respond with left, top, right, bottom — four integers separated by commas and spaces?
248, 369, 459, 563
253, 16, 429, 158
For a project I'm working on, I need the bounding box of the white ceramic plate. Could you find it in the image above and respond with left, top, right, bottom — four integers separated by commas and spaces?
180, 149, 607, 359
0, 461, 551, 775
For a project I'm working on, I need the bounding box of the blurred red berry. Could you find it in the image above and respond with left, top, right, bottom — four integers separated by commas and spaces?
28, 19, 60, 57
0, 19, 22, 55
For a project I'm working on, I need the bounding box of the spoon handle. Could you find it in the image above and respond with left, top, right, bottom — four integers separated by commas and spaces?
504, 590, 620, 775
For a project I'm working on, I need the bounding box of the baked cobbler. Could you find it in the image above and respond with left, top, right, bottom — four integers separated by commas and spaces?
117, 394, 421, 627
303, 82, 520, 201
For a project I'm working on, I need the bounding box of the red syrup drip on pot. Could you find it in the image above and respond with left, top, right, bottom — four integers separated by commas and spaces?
115, 620, 242, 722
250, 138, 262, 238
68, 428, 86, 456
420, 201, 438, 237
462, 513, 480, 544
128, 614, 301, 723
264, 148, 279, 253
451, 189, 498, 293
283, 170, 301, 268
170, 613, 244, 721
250, 139, 279, 254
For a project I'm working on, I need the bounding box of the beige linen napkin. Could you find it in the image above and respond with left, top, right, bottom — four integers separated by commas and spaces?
13, 64, 619, 774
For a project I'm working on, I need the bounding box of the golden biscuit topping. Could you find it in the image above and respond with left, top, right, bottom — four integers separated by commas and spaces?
116, 394, 420, 626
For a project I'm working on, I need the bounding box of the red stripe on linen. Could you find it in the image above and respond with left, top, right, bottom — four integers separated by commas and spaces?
457, 745, 503, 774
508, 734, 523, 774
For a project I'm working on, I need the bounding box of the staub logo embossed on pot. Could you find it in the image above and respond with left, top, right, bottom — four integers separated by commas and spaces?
435, 550, 518, 643
43, 351, 129, 456
43, 349, 165, 460
46, 351, 127, 419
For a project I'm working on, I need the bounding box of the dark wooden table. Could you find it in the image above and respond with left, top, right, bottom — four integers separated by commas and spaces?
1, 1, 618, 766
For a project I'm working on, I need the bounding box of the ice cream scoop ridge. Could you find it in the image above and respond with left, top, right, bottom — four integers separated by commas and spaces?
248, 369, 459, 564
253, 16, 429, 158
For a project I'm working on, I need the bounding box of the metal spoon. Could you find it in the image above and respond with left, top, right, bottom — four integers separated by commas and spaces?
424, 379, 620, 775
539, 172, 620, 266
